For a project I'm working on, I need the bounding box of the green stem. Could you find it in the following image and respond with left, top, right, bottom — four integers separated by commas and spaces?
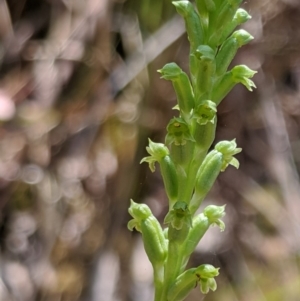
154, 265, 165, 301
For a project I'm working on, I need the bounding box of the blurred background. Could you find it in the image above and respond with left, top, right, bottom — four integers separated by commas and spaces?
0, 0, 300, 300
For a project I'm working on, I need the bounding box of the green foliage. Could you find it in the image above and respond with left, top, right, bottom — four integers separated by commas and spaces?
128, 1, 256, 300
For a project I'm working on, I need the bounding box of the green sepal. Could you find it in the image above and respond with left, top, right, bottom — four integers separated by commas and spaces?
193, 100, 217, 125
231, 29, 254, 47
215, 139, 242, 171
204, 204, 226, 231
158, 62, 182, 80
234, 8, 252, 24
198, 265, 219, 294
166, 117, 194, 146
140, 139, 169, 172
164, 201, 192, 230
195, 45, 215, 61
128, 199, 152, 223
197, 264, 219, 278
200, 277, 217, 294
231, 65, 257, 91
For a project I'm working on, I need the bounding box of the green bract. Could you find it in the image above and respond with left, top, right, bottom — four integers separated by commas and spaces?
129, 1, 256, 300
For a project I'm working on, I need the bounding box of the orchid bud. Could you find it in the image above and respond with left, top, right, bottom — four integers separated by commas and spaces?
141, 139, 178, 204
190, 150, 223, 214
204, 204, 226, 231
158, 63, 195, 117
127, 200, 167, 266
211, 64, 257, 105
168, 265, 219, 300
215, 139, 242, 171
215, 30, 254, 76
173, 1, 204, 52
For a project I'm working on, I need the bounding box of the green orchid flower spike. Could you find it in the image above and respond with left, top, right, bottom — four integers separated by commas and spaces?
128, 1, 256, 300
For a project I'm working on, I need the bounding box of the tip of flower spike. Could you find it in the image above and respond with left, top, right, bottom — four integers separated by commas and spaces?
200, 278, 217, 294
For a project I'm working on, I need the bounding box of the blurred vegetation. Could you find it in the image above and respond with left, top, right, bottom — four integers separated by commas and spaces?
0, 0, 300, 301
